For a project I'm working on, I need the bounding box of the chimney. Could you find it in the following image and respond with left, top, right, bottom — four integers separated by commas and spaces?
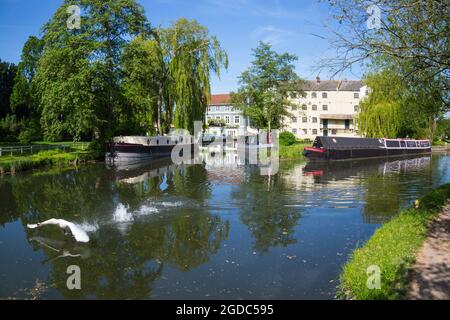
316, 76, 321, 83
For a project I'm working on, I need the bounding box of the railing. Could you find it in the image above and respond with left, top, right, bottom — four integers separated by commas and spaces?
0, 142, 89, 157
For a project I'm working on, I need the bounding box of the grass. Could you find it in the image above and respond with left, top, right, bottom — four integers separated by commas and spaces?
338, 183, 450, 300
279, 141, 310, 159
0, 148, 94, 175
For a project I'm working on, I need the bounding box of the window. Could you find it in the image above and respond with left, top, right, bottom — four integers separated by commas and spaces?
302, 117, 307, 123
224, 106, 230, 111
312, 129, 318, 135
311, 92, 317, 98
229, 130, 236, 137
354, 105, 359, 112
234, 116, 240, 124
312, 105, 317, 111
312, 117, 317, 123
354, 93, 359, 99
208, 107, 212, 112
215, 116, 221, 120
331, 129, 337, 135
322, 92, 327, 98
225, 115, 230, 124
290, 92, 298, 99
400, 141, 406, 148
302, 129, 307, 135
345, 119, 350, 129
292, 117, 297, 123
386, 140, 400, 148
406, 141, 416, 148
292, 128, 297, 134
302, 105, 307, 111
322, 105, 328, 111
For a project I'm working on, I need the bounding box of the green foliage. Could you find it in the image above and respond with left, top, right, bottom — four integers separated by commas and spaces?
231, 42, 301, 131
207, 118, 225, 127
0, 149, 92, 174
123, 19, 228, 134
279, 142, 309, 159
0, 59, 17, 118
34, 0, 149, 141
358, 68, 446, 140
339, 183, 450, 300
279, 131, 296, 146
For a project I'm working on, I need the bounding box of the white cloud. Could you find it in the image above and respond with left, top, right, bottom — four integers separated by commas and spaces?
251, 25, 294, 45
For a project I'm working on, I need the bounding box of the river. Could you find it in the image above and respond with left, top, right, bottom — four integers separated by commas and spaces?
0, 152, 449, 299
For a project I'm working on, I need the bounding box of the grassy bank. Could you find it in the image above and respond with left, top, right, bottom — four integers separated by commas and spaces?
339, 183, 450, 299
279, 142, 310, 159
0, 149, 94, 175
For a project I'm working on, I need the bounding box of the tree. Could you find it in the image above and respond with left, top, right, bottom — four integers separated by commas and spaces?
0, 59, 17, 119
323, 0, 449, 109
10, 36, 44, 120
231, 42, 301, 133
123, 18, 228, 135
358, 66, 445, 140
34, 0, 149, 141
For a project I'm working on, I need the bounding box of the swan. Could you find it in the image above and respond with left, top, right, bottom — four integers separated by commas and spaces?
27, 219, 90, 243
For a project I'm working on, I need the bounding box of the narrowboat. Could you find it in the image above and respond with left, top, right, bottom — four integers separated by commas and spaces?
106, 135, 196, 163
303, 136, 431, 161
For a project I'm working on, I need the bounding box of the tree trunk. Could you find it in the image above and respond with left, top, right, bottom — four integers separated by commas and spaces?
156, 82, 163, 135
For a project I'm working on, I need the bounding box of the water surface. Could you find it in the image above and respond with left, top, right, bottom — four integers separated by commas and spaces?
0, 152, 449, 299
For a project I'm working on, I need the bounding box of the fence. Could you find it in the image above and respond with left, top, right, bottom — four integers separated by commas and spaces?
0, 142, 89, 157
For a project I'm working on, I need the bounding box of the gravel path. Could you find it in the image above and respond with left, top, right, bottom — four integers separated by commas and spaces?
407, 203, 450, 299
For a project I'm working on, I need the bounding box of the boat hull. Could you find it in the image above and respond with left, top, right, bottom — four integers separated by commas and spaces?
303, 147, 431, 161
106, 143, 196, 163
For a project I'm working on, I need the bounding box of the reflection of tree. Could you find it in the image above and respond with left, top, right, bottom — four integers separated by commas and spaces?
232, 165, 301, 254
1, 162, 228, 299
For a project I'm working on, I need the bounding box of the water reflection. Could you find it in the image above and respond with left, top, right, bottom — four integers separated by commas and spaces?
0, 152, 448, 299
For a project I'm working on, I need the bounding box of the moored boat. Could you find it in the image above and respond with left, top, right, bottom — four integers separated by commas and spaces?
106, 135, 196, 163
303, 136, 431, 161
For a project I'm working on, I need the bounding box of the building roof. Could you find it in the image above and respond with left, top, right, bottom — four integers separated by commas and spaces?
210, 94, 231, 105
301, 79, 365, 92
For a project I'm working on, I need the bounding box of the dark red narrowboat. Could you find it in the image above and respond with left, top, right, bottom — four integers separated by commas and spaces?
303, 136, 431, 161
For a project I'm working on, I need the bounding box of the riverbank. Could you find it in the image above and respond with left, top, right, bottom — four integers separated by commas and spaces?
338, 183, 450, 299
279, 142, 309, 159
0, 149, 94, 175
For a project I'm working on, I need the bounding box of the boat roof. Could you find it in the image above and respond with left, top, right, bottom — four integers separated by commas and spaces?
314, 136, 385, 149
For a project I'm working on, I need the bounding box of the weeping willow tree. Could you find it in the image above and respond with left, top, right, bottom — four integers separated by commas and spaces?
357, 70, 405, 138
163, 19, 228, 133
123, 18, 228, 134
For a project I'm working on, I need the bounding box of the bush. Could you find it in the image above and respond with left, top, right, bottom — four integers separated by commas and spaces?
279, 131, 297, 146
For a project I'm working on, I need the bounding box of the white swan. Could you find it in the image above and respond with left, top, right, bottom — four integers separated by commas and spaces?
27, 219, 90, 243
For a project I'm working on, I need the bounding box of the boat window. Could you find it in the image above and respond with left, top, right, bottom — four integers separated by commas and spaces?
406, 141, 416, 148
400, 141, 406, 148
386, 140, 400, 148
167, 139, 170, 144
156, 140, 159, 145
421, 141, 430, 147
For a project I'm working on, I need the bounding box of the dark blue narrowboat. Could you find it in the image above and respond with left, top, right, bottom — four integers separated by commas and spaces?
303, 136, 431, 161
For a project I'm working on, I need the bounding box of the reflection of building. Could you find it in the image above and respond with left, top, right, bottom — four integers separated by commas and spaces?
205, 94, 254, 137
285, 78, 368, 140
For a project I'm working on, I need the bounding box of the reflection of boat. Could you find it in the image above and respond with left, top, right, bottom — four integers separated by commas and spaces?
107, 158, 180, 184
303, 136, 431, 161
303, 155, 431, 179
106, 135, 196, 163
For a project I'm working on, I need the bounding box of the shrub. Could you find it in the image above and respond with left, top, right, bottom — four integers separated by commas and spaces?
279, 131, 297, 146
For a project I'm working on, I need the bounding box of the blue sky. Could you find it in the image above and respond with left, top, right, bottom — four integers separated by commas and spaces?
0, 0, 364, 93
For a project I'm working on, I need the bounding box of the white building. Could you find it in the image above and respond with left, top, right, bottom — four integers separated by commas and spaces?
205, 94, 254, 137
285, 78, 368, 140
